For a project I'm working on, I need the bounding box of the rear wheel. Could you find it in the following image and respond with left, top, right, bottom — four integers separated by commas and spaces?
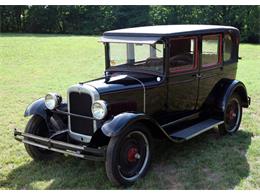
105, 123, 152, 186
24, 115, 57, 161
218, 94, 242, 135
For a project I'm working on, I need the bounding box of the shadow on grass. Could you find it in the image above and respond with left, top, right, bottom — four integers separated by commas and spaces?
148, 129, 253, 189
1, 155, 115, 189
2, 129, 252, 189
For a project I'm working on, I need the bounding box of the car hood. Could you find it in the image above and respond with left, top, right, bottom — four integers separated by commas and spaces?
86, 72, 162, 95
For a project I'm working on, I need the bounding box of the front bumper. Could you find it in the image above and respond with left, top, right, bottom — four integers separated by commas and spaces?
14, 128, 105, 161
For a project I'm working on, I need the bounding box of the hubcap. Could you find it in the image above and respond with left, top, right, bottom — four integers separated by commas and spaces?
127, 147, 140, 162
227, 104, 237, 121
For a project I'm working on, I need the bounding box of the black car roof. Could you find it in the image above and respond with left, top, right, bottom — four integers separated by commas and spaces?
103, 25, 239, 37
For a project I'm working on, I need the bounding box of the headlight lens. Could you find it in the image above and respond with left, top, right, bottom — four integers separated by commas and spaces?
91, 100, 107, 120
44, 93, 62, 110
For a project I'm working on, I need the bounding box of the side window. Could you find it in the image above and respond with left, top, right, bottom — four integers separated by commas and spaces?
134, 44, 150, 62
169, 37, 197, 73
202, 35, 220, 67
223, 34, 232, 62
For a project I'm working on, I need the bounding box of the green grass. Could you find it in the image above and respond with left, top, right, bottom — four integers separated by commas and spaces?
0, 33, 259, 189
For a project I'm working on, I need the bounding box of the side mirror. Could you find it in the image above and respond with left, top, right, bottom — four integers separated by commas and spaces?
238, 57, 242, 60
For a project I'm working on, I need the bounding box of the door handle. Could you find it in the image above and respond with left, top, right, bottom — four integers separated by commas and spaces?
192, 73, 201, 78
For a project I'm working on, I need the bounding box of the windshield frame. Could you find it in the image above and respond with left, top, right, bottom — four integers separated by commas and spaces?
104, 40, 166, 76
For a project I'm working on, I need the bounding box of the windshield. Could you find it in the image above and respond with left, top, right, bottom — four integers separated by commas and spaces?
107, 42, 164, 74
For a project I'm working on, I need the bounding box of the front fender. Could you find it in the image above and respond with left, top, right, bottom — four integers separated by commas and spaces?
24, 98, 68, 131
101, 112, 170, 139
101, 113, 145, 137
24, 98, 48, 119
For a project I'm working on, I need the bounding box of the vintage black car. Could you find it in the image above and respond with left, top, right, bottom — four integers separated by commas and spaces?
14, 25, 250, 186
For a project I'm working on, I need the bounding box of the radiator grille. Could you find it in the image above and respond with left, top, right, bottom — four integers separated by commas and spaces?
69, 92, 93, 136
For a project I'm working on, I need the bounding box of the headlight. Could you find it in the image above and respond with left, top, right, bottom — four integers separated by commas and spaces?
44, 93, 62, 110
91, 100, 107, 120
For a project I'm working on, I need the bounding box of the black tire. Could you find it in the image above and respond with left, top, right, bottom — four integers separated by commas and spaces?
105, 123, 152, 186
218, 94, 242, 135
24, 115, 57, 161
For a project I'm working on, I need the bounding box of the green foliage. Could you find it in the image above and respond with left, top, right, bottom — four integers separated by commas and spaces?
0, 5, 259, 42
0, 6, 26, 32
23, 6, 60, 33
150, 5, 260, 43
111, 6, 151, 29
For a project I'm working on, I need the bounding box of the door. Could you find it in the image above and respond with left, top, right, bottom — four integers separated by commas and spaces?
167, 36, 199, 117
197, 34, 223, 108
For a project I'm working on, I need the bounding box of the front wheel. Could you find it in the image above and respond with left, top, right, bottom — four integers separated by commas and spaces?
218, 94, 242, 135
105, 123, 152, 186
24, 115, 57, 161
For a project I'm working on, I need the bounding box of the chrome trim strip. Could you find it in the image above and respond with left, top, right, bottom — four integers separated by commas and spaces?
67, 84, 100, 143
161, 112, 200, 128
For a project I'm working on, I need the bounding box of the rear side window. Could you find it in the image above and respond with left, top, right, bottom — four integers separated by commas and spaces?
169, 37, 197, 73
223, 34, 232, 62
202, 35, 220, 67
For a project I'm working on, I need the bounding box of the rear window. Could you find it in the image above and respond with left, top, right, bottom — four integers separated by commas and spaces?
223, 34, 232, 62
202, 35, 220, 67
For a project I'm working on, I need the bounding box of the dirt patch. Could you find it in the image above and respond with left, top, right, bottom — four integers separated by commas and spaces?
153, 163, 184, 189
202, 168, 222, 183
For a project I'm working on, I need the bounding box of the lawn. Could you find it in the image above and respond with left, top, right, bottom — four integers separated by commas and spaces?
0, 34, 259, 189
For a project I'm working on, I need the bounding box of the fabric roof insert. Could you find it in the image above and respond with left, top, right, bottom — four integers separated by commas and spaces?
101, 36, 161, 44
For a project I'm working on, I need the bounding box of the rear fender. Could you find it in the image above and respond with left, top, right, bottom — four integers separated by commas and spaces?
219, 79, 250, 111
206, 79, 250, 117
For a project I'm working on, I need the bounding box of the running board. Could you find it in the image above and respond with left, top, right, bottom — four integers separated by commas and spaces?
170, 118, 224, 141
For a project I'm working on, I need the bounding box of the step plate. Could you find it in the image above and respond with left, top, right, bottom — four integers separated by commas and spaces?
170, 118, 224, 140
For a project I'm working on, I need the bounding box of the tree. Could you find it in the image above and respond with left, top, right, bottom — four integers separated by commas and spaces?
0, 6, 26, 32
23, 6, 60, 33
0, 5, 259, 43
112, 6, 150, 29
